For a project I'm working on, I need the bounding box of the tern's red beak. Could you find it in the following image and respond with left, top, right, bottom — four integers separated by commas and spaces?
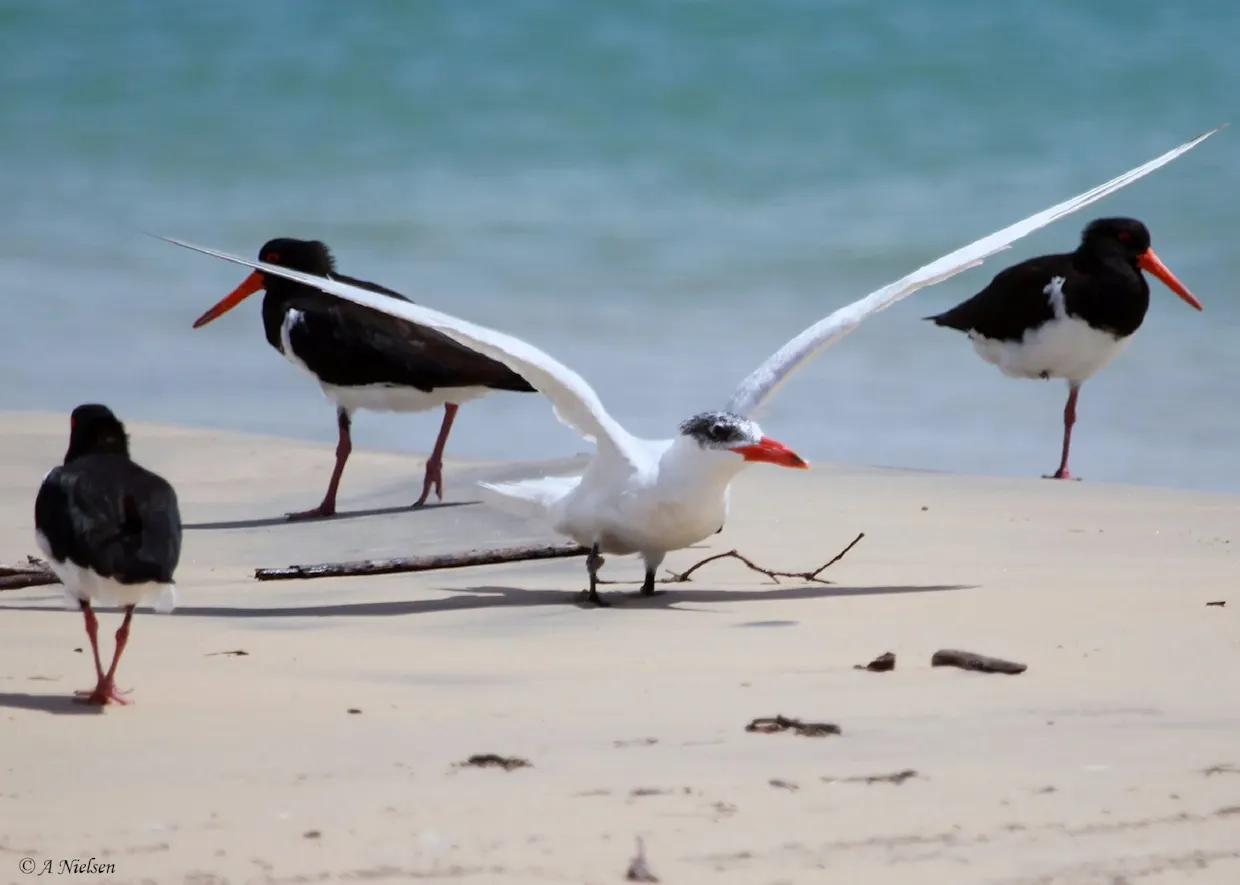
192, 270, 265, 328
1138, 249, 1202, 311
731, 436, 810, 469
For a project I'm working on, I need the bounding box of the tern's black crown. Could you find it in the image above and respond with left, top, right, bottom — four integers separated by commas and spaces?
678, 411, 757, 447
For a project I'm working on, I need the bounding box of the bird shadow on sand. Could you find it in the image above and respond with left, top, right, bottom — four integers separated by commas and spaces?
143, 582, 973, 620
0, 691, 105, 716
183, 500, 478, 531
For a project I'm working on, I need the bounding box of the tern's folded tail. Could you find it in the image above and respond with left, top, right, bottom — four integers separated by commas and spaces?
477, 475, 582, 515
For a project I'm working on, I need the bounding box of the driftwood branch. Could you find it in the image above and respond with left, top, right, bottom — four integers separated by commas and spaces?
931, 649, 1027, 675
254, 531, 864, 585
253, 541, 591, 582
0, 557, 59, 592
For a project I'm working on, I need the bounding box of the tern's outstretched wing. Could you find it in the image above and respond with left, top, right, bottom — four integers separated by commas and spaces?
155, 237, 644, 465
725, 126, 1222, 419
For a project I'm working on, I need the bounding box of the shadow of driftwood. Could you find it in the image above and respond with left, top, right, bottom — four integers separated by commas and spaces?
102, 582, 973, 619
183, 500, 477, 531
0, 691, 105, 716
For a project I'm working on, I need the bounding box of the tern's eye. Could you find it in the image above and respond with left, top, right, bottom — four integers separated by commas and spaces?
710, 422, 731, 441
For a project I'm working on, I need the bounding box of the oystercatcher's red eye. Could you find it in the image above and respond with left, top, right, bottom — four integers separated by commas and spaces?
1116, 232, 1131, 241
266, 252, 281, 262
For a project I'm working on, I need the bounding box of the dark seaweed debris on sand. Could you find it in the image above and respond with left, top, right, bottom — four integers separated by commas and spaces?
855, 651, 895, 672
457, 753, 532, 771
745, 715, 841, 737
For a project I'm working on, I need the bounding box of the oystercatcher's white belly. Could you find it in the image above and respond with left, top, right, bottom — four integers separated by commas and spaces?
35, 530, 177, 613
969, 316, 1130, 385
967, 275, 1132, 385
322, 382, 492, 414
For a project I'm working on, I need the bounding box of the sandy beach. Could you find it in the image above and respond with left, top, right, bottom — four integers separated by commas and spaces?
2, 409, 1238, 884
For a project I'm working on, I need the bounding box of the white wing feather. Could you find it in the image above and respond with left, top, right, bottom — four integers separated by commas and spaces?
155, 237, 643, 463
725, 126, 1222, 418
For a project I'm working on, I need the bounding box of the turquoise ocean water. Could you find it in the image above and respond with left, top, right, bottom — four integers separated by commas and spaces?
3, 0, 1238, 491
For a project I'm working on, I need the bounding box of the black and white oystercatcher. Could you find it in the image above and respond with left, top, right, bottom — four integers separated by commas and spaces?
190, 238, 536, 519
925, 217, 1202, 480
34, 404, 181, 706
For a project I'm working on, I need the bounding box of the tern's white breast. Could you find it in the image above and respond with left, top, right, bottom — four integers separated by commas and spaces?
553, 441, 731, 558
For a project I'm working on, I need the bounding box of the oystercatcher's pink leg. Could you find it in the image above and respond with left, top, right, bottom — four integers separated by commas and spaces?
1046, 384, 1080, 480
75, 605, 135, 705
287, 408, 353, 520
415, 403, 458, 507
72, 600, 106, 701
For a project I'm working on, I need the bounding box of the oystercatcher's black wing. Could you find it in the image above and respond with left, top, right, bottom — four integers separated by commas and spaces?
282, 273, 537, 394
925, 253, 1075, 342
35, 455, 181, 585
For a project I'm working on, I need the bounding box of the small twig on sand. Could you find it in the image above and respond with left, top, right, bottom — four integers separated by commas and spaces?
668, 532, 864, 585
599, 532, 865, 587
823, 769, 920, 786
0, 556, 59, 592
1202, 764, 1240, 777
625, 837, 659, 883
745, 715, 841, 737
931, 649, 1027, 675
254, 542, 590, 582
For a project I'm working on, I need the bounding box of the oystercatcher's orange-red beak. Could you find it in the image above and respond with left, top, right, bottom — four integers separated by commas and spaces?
192, 271, 265, 328
1138, 249, 1202, 311
731, 436, 810, 469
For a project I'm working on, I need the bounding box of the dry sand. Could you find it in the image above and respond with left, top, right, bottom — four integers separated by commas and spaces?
1, 410, 1238, 884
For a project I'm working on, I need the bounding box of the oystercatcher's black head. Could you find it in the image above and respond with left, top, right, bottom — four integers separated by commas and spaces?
191, 238, 336, 329
64, 404, 129, 463
256, 238, 336, 275
1080, 217, 1202, 311
678, 411, 809, 469
1082, 218, 1153, 256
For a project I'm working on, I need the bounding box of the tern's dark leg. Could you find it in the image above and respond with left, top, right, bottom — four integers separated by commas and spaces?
639, 553, 665, 597
287, 407, 353, 520
1045, 384, 1080, 481
584, 543, 610, 607
639, 567, 659, 596
415, 403, 459, 507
